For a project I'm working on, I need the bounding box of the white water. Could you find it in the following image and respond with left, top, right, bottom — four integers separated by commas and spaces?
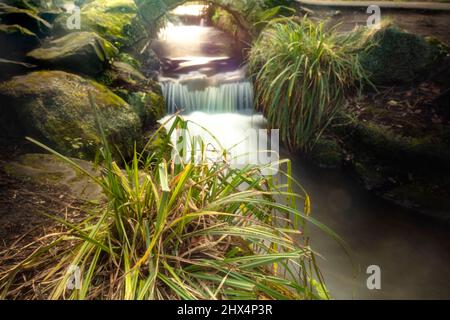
162, 81, 253, 114
152, 3, 252, 115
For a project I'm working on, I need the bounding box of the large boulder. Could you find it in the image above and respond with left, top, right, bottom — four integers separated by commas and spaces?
0, 3, 51, 37
359, 25, 446, 85
54, 0, 147, 48
0, 24, 40, 58
0, 71, 142, 160
27, 31, 118, 76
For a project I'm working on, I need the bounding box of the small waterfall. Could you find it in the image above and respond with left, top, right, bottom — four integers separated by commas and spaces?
153, 2, 253, 115
161, 80, 253, 114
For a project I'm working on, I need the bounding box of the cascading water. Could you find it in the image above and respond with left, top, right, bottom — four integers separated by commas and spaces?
161, 78, 253, 114
152, 4, 253, 114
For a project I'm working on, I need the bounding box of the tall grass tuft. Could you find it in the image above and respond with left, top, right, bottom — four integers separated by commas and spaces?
0, 112, 343, 300
249, 17, 370, 151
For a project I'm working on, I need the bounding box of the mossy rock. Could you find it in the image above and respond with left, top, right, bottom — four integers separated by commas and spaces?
350, 121, 450, 170
118, 52, 141, 70
0, 71, 142, 160
98, 60, 166, 126
383, 180, 450, 219
54, 0, 147, 48
0, 3, 51, 37
98, 60, 162, 93
125, 91, 166, 127
27, 31, 118, 76
359, 25, 445, 85
309, 137, 344, 169
352, 157, 395, 191
0, 24, 40, 59
0, 58, 36, 81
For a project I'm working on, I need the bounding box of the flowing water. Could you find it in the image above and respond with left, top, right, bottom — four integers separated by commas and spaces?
152, 3, 450, 299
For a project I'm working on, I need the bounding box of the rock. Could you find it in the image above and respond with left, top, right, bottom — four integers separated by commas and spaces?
124, 91, 165, 127
27, 31, 118, 76
98, 60, 166, 126
0, 71, 142, 160
351, 121, 450, 168
0, 24, 40, 59
141, 47, 161, 79
0, 3, 51, 37
3, 153, 104, 202
2, 1, 48, 11
309, 137, 344, 169
100, 60, 147, 87
54, 0, 147, 48
38, 9, 64, 24
341, 116, 450, 217
383, 181, 450, 220
359, 25, 445, 85
0, 58, 36, 80
118, 52, 142, 70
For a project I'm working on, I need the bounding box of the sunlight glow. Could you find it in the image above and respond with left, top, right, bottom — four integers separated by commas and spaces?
172, 4, 208, 16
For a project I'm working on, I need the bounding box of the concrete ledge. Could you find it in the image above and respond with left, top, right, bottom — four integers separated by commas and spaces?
296, 0, 450, 12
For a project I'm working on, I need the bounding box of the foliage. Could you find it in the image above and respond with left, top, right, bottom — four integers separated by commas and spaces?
249, 17, 369, 151
0, 111, 343, 300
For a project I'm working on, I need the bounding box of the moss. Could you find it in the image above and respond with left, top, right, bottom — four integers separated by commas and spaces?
209, 6, 249, 48
353, 159, 391, 191
55, 0, 147, 48
384, 180, 450, 215
0, 24, 40, 58
309, 137, 344, 169
96, 60, 165, 126
359, 25, 443, 84
0, 3, 51, 37
118, 52, 141, 69
27, 32, 118, 76
351, 121, 450, 170
0, 71, 142, 160
122, 91, 165, 127
142, 125, 171, 160
97, 60, 146, 88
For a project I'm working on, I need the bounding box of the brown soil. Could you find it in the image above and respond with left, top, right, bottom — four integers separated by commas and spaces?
0, 139, 87, 280
351, 80, 449, 137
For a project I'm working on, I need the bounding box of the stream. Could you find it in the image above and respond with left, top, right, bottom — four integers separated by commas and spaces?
152, 3, 450, 299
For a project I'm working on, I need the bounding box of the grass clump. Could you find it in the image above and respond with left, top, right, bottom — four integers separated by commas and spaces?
0, 114, 339, 300
249, 17, 369, 151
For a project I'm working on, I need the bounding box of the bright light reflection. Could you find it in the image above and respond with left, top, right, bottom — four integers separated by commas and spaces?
172, 4, 207, 16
